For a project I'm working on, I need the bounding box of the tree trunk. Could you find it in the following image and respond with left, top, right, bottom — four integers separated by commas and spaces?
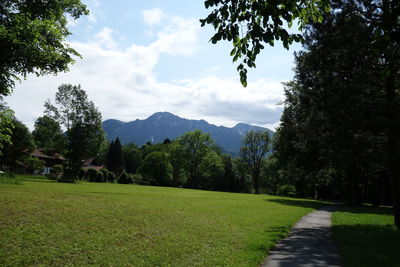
253, 172, 260, 194
385, 71, 400, 230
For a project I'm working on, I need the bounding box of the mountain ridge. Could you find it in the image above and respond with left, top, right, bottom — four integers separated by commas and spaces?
102, 112, 273, 155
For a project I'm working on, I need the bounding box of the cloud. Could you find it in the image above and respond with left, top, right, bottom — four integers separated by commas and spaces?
6, 10, 285, 132
142, 8, 164, 26
95, 27, 118, 49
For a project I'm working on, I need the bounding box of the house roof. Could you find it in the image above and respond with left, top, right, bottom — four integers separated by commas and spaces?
31, 149, 54, 159
82, 165, 104, 172
30, 149, 66, 161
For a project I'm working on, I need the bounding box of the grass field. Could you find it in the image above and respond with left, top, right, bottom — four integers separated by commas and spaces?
332, 205, 400, 267
0, 176, 322, 266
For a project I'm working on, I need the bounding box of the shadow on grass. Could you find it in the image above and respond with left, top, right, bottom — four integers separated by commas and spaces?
336, 204, 393, 216
265, 198, 324, 210
333, 224, 400, 267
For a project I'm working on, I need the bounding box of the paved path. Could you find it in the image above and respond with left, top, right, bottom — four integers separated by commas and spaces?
261, 205, 342, 267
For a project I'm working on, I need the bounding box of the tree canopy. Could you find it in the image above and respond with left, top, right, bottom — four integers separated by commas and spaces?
0, 100, 14, 156
32, 115, 65, 153
200, 0, 329, 86
0, 0, 89, 96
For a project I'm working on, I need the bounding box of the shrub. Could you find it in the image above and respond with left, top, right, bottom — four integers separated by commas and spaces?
86, 169, 98, 182
45, 173, 58, 180
57, 167, 76, 183
117, 171, 134, 184
96, 171, 104, 182
78, 169, 85, 180
53, 164, 63, 175
107, 171, 116, 183
276, 184, 296, 197
131, 173, 148, 185
100, 168, 108, 180
23, 157, 45, 172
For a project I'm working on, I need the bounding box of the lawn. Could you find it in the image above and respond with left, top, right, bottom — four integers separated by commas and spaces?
0, 176, 321, 266
332, 205, 400, 267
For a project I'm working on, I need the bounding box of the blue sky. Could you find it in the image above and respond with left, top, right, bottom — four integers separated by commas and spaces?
6, 0, 302, 130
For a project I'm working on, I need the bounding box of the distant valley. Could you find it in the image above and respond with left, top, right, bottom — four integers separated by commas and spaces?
102, 112, 273, 155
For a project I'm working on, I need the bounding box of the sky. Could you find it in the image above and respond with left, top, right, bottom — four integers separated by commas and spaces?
5, 0, 302, 131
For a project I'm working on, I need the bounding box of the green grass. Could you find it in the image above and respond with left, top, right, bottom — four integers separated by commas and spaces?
0, 175, 322, 266
332, 205, 400, 267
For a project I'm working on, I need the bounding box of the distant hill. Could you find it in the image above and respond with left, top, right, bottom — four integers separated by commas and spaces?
102, 112, 273, 156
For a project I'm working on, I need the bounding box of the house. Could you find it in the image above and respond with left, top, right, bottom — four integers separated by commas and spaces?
82, 158, 104, 172
30, 149, 66, 174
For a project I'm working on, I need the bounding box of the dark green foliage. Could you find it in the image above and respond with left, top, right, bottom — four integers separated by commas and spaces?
57, 166, 76, 183
32, 116, 65, 153
98, 168, 115, 183
0, 119, 34, 172
107, 171, 116, 183
0, 102, 14, 155
138, 151, 173, 186
0, 0, 88, 96
53, 165, 63, 175
122, 143, 142, 174
276, 185, 296, 197
78, 169, 85, 180
96, 171, 104, 183
106, 138, 124, 175
117, 172, 134, 184
23, 157, 44, 172
240, 130, 270, 194
178, 130, 215, 188
198, 151, 224, 190
86, 169, 98, 182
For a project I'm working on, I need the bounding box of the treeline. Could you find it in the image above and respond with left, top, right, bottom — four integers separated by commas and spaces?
87, 129, 271, 194
264, 0, 399, 209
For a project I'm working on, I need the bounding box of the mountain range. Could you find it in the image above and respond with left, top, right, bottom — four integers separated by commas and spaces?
102, 112, 273, 155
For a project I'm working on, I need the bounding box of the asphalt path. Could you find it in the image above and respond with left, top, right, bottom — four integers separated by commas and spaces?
261, 205, 342, 267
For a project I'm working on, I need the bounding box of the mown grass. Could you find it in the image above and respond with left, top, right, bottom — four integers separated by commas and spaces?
332, 205, 400, 267
0, 175, 322, 266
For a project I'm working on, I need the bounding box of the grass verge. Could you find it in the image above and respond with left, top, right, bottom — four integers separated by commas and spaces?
332, 205, 400, 267
0, 175, 322, 266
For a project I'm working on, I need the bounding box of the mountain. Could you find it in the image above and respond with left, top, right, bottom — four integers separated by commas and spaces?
102, 112, 273, 155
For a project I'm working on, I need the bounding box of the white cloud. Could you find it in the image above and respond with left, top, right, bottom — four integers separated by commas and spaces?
142, 8, 164, 26
6, 10, 284, 132
95, 27, 118, 49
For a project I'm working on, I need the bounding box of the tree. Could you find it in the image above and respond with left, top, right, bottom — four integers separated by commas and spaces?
0, 118, 34, 172
106, 138, 124, 175
198, 150, 224, 190
200, 0, 329, 86
45, 84, 106, 178
178, 130, 215, 188
32, 115, 65, 153
0, 0, 89, 96
122, 143, 142, 174
0, 100, 14, 156
240, 130, 270, 193
23, 157, 45, 173
138, 151, 173, 186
